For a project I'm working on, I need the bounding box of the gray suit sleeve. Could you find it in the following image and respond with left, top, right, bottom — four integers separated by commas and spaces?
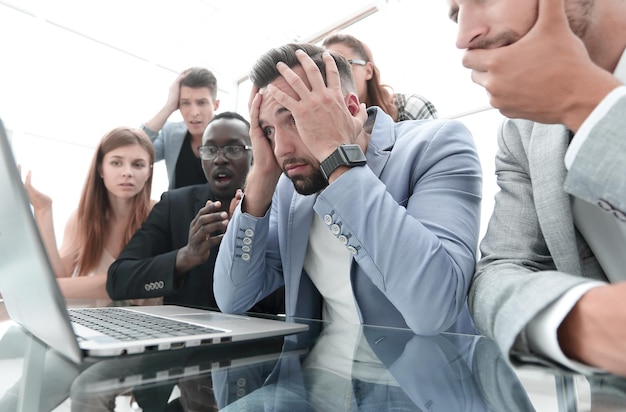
564, 95, 626, 217
470, 120, 593, 360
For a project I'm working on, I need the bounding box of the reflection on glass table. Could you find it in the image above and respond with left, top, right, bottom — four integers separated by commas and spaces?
2, 302, 626, 411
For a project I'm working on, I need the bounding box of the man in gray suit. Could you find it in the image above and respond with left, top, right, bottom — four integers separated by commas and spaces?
447, 0, 626, 376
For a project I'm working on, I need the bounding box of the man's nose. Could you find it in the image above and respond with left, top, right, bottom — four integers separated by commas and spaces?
272, 129, 295, 159
191, 103, 201, 115
455, 10, 488, 49
213, 148, 229, 164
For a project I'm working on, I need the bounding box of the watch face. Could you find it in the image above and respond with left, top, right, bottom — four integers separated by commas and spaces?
341, 144, 367, 163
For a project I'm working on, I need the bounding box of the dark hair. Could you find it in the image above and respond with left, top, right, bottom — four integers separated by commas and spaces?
211, 111, 250, 130
205, 111, 251, 145
180, 67, 218, 100
322, 33, 398, 120
249, 43, 355, 93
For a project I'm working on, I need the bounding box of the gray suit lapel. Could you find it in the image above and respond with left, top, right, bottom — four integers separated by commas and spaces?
528, 124, 582, 275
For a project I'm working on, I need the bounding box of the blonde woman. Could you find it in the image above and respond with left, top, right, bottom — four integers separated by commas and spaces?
23, 127, 156, 300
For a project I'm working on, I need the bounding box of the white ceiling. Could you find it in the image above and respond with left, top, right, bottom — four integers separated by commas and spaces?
1, 0, 382, 84
0, 0, 491, 140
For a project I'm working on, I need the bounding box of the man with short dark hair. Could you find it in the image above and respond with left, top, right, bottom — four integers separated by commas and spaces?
142, 67, 220, 189
109, 111, 282, 313
214, 43, 482, 335
108, 110, 284, 410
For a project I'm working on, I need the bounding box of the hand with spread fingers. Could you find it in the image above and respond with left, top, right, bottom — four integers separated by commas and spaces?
239, 86, 284, 218
176, 200, 228, 274
164, 68, 191, 113
264, 50, 367, 162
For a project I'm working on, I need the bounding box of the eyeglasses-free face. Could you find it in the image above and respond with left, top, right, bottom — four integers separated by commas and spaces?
198, 145, 252, 160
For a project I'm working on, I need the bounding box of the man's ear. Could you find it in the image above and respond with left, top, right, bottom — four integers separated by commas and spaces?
345, 93, 361, 116
364, 62, 374, 81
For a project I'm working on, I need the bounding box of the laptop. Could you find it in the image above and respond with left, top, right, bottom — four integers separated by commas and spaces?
0, 117, 307, 364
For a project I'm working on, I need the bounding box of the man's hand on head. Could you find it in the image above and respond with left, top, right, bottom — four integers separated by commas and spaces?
264, 50, 367, 162
241, 87, 282, 217
165, 69, 191, 113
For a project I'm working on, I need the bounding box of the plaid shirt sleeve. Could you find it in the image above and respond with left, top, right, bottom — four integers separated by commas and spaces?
395, 93, 438, 121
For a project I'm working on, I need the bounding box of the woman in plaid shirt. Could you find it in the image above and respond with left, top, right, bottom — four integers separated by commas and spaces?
323, 33, 438, 121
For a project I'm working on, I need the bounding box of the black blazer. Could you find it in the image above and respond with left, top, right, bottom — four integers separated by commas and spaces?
107, 184, 284, 314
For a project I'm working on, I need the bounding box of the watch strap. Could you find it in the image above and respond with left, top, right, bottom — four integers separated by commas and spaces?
320, 149, 345, 181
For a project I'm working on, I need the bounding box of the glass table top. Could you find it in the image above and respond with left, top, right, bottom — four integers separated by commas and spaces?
1, 300, 625, 411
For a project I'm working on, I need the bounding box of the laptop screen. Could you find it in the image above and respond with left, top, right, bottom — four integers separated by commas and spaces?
0, 118, 83, 363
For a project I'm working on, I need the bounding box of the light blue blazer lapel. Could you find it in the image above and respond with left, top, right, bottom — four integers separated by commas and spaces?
284, 192, 316, 308
365, 107, 394, 178
350, 108, 393, 323
528, 124, 582, 275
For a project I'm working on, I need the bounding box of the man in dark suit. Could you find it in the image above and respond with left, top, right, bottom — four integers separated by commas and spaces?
107, 111, 283, 313
106, 111, 283, 410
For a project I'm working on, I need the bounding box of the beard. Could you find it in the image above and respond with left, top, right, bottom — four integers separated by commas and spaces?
290, 169, 328, 195
282, 157, 328, 196
566, 0, 593, 39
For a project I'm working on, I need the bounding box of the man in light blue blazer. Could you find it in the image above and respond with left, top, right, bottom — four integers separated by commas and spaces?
449, 0, 626, 376
142, 67, 220, 189
214, 43, 482, 335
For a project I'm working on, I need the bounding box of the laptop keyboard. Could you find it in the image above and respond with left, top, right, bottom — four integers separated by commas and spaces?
69, 308, 221, 341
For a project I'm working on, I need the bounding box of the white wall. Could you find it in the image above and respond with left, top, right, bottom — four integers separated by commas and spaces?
1, 0, 504, 246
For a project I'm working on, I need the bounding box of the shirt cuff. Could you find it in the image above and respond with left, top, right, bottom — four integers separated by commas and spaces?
526, 282, 607, 374
565, 86, 626, 169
